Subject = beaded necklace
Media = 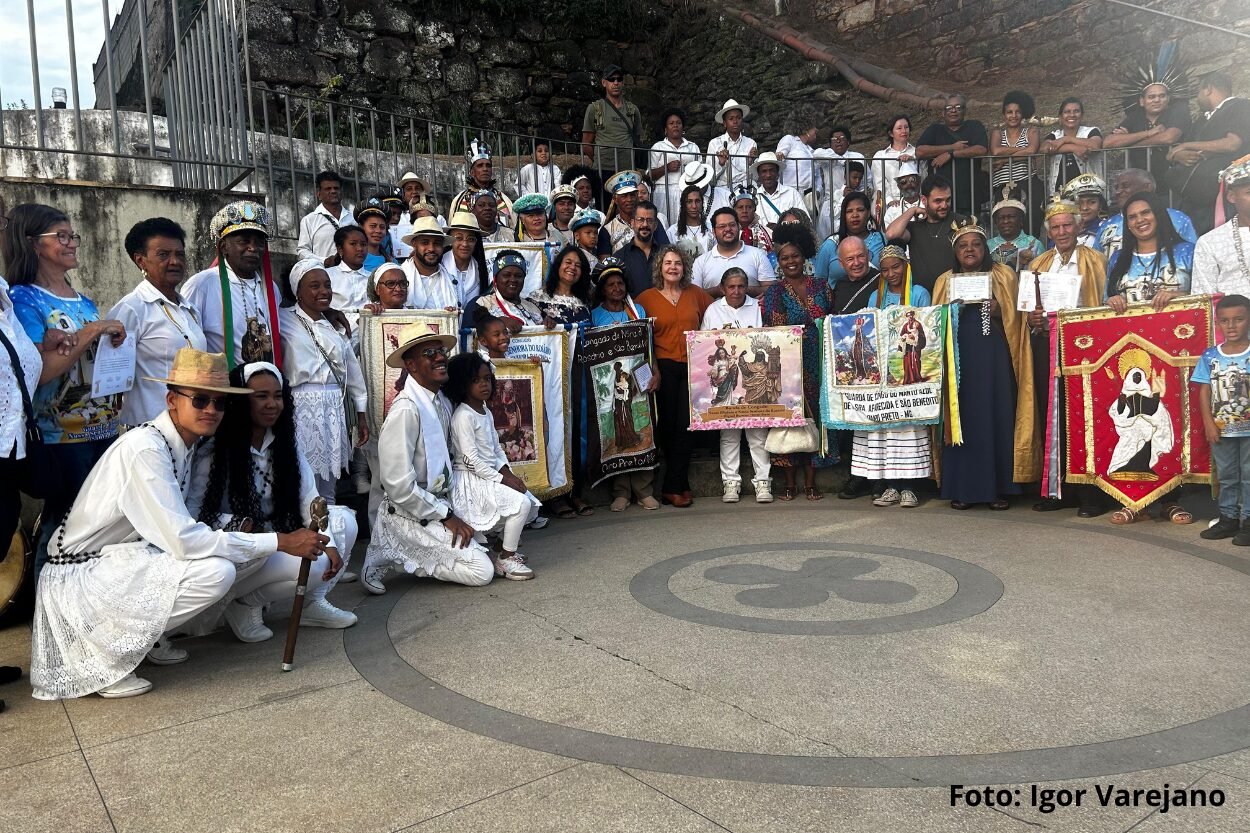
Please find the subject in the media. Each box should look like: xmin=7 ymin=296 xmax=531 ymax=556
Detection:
xmin=1232 ymin=215 xmax=1250 ymax=283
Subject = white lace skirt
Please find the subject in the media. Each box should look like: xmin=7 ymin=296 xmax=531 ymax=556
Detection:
xmin=31 ymin=544 xmax=186 ymax=700
xmin=293 ymin=383 xmax=352 ymax=481
xmin=850 ymin=427 xmax=933 ymax=481
xmin=364 ymin=499 xmax=489 ymax=579
xmin=450 ymin=469 xmax=540 ymax=533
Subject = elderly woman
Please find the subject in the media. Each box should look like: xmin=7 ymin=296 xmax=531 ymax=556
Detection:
xmin=109 ymin=217 xmax=208 ymax=427
xmin=530 ymin=244 xmax=592 ymax=327
xmin=813 ymin=192 xmax=886 ymax=283
xmin=762 ymin=223 xmax=838 ymax=500
xmin=990 ymin=90 xmax=1043 ymax=226
xmin=871 ymin=114 xmax=917 ymax=214
xmin=637 ymin=246 xmax=713 ymax=507
xmin=6 ymin=204 xmax=127 ymax=573
xmin=933 ymin=218 xmax=1034 ymax=510
xmin=279 ymin=260 xmax=368 ymax=501
xmin=514 ymin=193 xmax=561 ymax=244
xmin=473 ymin=250 xmax=544 ymax=331
xmin=1042 ymin=98 xmax=1104 ymax=194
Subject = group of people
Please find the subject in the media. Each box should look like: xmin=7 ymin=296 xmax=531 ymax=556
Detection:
xmin=3 ymin=61 xmax=1250 ymax=703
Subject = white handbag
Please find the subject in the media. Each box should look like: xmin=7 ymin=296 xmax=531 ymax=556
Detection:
xmin=765 ymin=418 xmax=820 ymax=454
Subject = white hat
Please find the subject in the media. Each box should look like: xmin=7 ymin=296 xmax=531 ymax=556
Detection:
xmin=401 ymin=216 xmax=449 ymax=246
xmin=681 ymin=161 xmax=714 ymax=190
xmin=895 ymin=160 xmax=921 ymax=179
xmin=751 ymin=152 xmax=782 ymax=175
xmin=715 ymin=98 xmax=750 ymax=124
xmin=397 ymin=171 xmax=432 ymax=193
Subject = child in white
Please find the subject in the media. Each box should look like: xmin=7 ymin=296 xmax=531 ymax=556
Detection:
xmin=446 ymin=352 xmax=540 ymax=579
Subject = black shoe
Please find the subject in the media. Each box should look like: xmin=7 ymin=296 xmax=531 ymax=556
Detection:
xmin=1233 ymin=520 xmax=1250 ymax=546
xmin=1203 ymin=515 xmax=1241 ymax=540
xmin=838 ymin=476 xmax=872 ymax=500
xmin=1033 ymin=497 xmax=1075 ymax=512
xmin=1077 ymin=504 xmax=1108 ymax=518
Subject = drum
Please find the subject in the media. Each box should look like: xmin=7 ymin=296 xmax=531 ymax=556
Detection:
xmin=0 ymin=528 xmax=32 ymax=624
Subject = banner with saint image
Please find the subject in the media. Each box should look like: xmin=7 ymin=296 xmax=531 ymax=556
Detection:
xmin=685 ymin=326 xmax=806 ymax=430
xmin=360 ymin=309 xmax=461 ymax=436
xmin=500 ymin=326 xmax=574 ymax=499
xmin=487 ymin=360 xmax=549 ymax=493
xmin=579 ymin=321 xmax=658 ymax=488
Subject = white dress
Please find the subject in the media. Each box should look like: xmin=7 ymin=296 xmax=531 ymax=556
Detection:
xmin=449 ymin=404 xmax=540 ymax=532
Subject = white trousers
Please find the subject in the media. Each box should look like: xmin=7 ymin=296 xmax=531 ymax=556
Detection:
xmin=307 ymin=509 xmax=359 ymax=603
xmin=414 ymin=546 xmax=494 ymax=586
xmin=164 ymin=557 xmax=237 ymax=631
xmin=720 ymin=427 xmax=771 ymax=483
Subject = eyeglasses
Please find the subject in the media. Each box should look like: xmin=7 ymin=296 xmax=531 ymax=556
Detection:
xmin=944 ymin=105 xmax=965 ymax=112
xmin=36 ymin=231 xmax=82 ymax=246
xmin=378 ymin=278 xmax=410 ymax=289
xmin=421 ymin=346 xmax=449 ymax=359
xmin=172 ymin=389 xmax=228 ymax=411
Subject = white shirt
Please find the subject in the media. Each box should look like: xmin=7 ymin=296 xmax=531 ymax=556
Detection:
xmin=279 ymin=306 xmax=369 ymax=412
xmin=402 ymin=259 xmax=461 ymax=310
xmin=649 ymin=137 xmax=703 ymax=193
xmin=108 ymin=280 xmax=209 ymax=426
xmin=1194 ymin=221 xmax=1250 ymax=297
xmin=776 ymin=134 xmax=816 ymax=191
xmin=753 ymin=183 xmax=805 ymax=226
xmin=182 ymin=263 xmax=277 ymax=362
xmin=870 ymin=144 xmax=917 ymax=208
xmin=706 ymin=133 xmax=759 ymax=191
xmin=701 ymin=295 xmax=763 ymax=329
xmin=0 ymin=277 xmax=41 ymax=458
xmin=296 ymin=204 xmax=357 ymax=261
xmin=441 ymin=250 xmax=484 ymax=309
xmin=53 ymin=410 xmax=279 ymax=562
xmin=330 ymin=260 xmax=371 ymax=349
xmin=378 ymin=382 xmax=454 ymax=522
xmin=692 ymin=244 xmax=776 ymax=289
xmin=667 ymin=224 xmax=714 ymax=255
xmin=517 ymin=162 xmax=563 ymax=197
xmin=813 ymin=148 xmax=873 ymax=204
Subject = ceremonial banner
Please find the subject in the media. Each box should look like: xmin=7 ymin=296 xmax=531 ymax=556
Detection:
xmin=360 ymin=309 xmax=461 ymax=436
xmin=502 ymin=326 xmax=574 ymax=499
xmin=819 ymin=305 xmax=947 ymax=430
xmin=484 ymin=241 xmax=553 ymax=298
xmin=488 ymin=360 xmax=549 ymax=493
xmin=579 ymin=321 xmax=658 ymax=488
xmin=685 ymin=326 xmax=805 ymax=430
xmin=1057 ymin=297 xmax=1212 ymax=511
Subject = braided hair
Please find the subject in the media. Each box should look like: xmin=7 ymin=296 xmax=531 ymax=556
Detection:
xmin=196 ymin=365 xmax=304 ymax=534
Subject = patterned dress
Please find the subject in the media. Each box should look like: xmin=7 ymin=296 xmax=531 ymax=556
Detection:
xmin=761 ymin=275 xmax=839 ymax=467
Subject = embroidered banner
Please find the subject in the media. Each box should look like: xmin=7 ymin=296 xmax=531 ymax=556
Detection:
xmin=685 ymin=325 xmax=806 ymax=430
xmin=484 ymin=241 xmax=554 ymax=298
xmin=578 ymin=321 xmax=658 ymax=488
xmin=488 ymin=360 xmax=549 ymax=493
xmin=819 ymin=305 xmax=948 ymax=431
xmin=502 ymin=327 xmax=574 ymax=499
xmin=1057 ymin=297 xmax=1212 ymax=511
xmin=360 ymin=309 xmax=461 ymax=436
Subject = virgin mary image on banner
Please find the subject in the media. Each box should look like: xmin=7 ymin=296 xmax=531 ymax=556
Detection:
xmin=1107 ymin=348 xmax=1174 ymax=481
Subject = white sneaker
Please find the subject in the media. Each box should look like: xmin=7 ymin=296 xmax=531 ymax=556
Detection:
xmin=97 ymin=672 xmax=153 ymax=699
xmin=722 ymin=481 xmax=741 ymax=503
xmin=526 ymin=515 xmax=550 ymax=529
xmin=873 ymin=488 xmax=902 ymax=507
xmin=753 ymin=479 xmax=774 ymax=503
xmin=337 ymin=570 xmax=358 ymax=584
xmin=639 ymin=496 xmax=660 ymax=510
xmin=494 ymin=555 xmax=535 ymax=581
xmin=900 ymin=489 xmax=920 ymax=508
xmin=145 ymin=636 xmax=189 ymax=666
xmin=300 ymin=598 xmax=358 ymax=629
xmin=362 ymin=566 xmax=387 ymax=595
xmin=225 ymin=599 xmax=273 ymax=643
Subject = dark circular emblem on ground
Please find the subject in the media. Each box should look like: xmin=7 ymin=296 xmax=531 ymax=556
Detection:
xmin=629 ymin=542 xmax=1003 ymax=635
xmin=343 ymin=513 xmax=1250 ymax=788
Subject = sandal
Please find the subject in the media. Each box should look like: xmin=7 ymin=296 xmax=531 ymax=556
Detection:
xmin=778 ymin=486 xmax=797 ymax=502
xmin=572 ymin=499 xmax=595 ymax=516
xmin=1162 ymin=504 xmax=1193 ymax=525
xmin=805 ymin=487 xmax=823 ymax=501
xmin=1109 ymin=506 xmax=1142 ymax=525
xmin=552 ymin=502 xmax=577 ymax=520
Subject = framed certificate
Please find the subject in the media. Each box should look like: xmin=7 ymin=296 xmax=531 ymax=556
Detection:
xmin=948 ymin=272 xmax=991 ymax=303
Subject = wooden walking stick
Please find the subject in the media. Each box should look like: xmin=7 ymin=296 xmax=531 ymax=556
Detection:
xmin=282 ymin=496 xmax=329 ymax=672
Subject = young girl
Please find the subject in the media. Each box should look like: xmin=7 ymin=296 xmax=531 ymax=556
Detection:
xmin=445 ymin=352 xmax=540 ymax=580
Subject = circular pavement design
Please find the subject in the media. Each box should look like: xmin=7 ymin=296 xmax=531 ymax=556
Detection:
xmin=344 ymin=507 xmax=1250 ymax=787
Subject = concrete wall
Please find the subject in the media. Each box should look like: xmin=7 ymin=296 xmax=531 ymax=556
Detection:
xmin=0 ymin=179 xmax=260 ymax=311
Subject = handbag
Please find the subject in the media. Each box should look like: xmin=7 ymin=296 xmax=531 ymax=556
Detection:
xmin=765 ymin=418 xmax=820 ymax=454
xmin=0 ymin=328 xmax=55 ymax=499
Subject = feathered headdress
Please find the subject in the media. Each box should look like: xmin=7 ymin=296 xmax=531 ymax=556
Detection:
xmin=1117 ymin=41 xmax=1195 ymax=114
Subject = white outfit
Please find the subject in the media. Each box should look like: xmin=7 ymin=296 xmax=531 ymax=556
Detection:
xmin=649 ymin=137 xmax=703 ymax=218
xmin=393 ymin=213 xmax=449 ymax=261
xmin=516 ymin=162 xmax=562 ymax=197
xmin=296 ymin=204 xmax=357 ymax=261
xmin=402 ymin=260 xmax=460 ymax=310
xmin=776 ymin=134 xmax=817 ymax=193
xmin=754 ymin=184 xmax=805 ymax=227
xmin=706 ymin=133 xmax=759 ymax=204
xmin=183 ymin=264 xmax=277 ymax=363
xmin=441 ymin=250 xmax=485 ymax=309
xmin=330 ymin=261 xmax=371 ymax=342
xmin=667 ymin=223 xmax=714 ymax=256
xmin=109 ymin=281 xmax=208 ymax=426
xmin=700 ymin=297 xmax=769 ymax=485
xmin=870 ymin=144 xmax=917 ymax=209
xmin=1045 ymin=127 xmax=1105 ymax=191
xmin=851 ymin=429 xmax=933 ymax=480
xmin=279 ymin=307 xmax=368 ymax=489
xmin=692 ymin=243 xmax=776 ymax=290
xmin=1193 ymin=221 xmax=1250 ymax=297
xmin=0 ymin=277 xmax=44 ymax=457
xmin=813 ymin=149 xmax=872 ymax=240
xmin=363 ymin=377 xmax=494 ymax=587
xmin=30 ymin=412 xmax=281 ymax=699
xmin=184 ymin=431 xmax=359 ymax=632
xmin=449 ymin=404 xmax=540 ymax=551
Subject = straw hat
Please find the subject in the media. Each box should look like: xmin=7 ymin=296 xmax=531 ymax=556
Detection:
xmin=144 ymin=348 xmax=251 ymax=394
xmin=401 ymin=216 xmax=448 ymax=247
xmin=385 ymin=322 xmax=457 ymax=369
xmin=397 ymin=171 xmax=433 ymax=193
xmin=751 ymin=152 xmax=782 ymax=174
xmin=447 ymin=212 xmax=482 ymax=234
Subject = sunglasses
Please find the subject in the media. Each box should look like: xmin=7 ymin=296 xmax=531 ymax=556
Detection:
xmin=421 ymin=346 xmax=449 ymax=359
xmin=172 ymin=389 xmax=228 ymax=411
xmin=605 ymin=76 xmax=623 ymax=83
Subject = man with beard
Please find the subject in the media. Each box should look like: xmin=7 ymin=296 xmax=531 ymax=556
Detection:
xmin=401 ymin=218 xmax=460 ymax=311
xmin=692 ymin=208 xmax=775 ymax=297
xmin=614 ymin=201 xmax=662 ymax=297
xmin=1167 ymin=72 xmax=1250 ymax=234
xmin=880 ymin=161 xmax=922 ymax=228
xmin=884 ymin=174 xmax=966 ymax=291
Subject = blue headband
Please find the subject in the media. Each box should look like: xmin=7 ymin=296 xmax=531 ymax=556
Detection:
xmin=494 ymin=253 xmax=528 ymax=273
